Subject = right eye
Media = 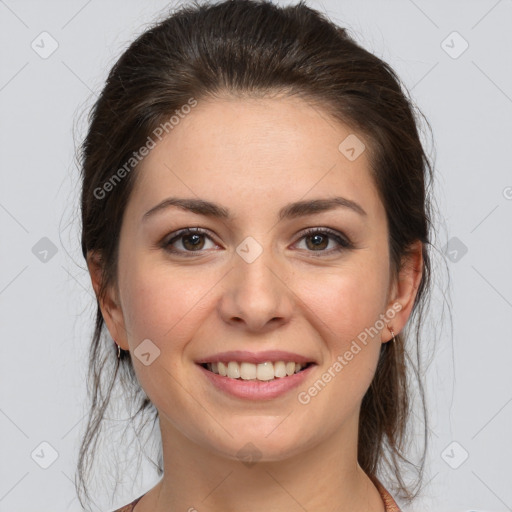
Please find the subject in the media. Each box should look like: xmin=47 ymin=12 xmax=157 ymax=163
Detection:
xmin=162 ymin=227 xmax=220 ymax=256
xmin=162 ymin=226 xmax=355 ymax=259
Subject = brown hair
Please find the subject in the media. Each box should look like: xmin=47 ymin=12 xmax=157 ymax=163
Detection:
xmin=76 ymin=0 xmax=436 ymax=508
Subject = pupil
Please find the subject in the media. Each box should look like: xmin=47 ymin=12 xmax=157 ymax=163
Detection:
xmin=307 ymin=234 xmax=327 ymax=250
xmin=184 ymin=234 xmax=204 ymax=250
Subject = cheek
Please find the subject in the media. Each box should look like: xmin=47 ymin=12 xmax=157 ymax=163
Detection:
xmin=298 ymin=264 xmax=388 ymax=347
xmin=294 ymin=258 xmax=389 ymax=400
xmin=118 ymin=263 xmax=210 ymax=417
xmin=293 ymin=272 xmax=386 ymax=418
xmin=120 ymin=261 xmax=217 ymax=348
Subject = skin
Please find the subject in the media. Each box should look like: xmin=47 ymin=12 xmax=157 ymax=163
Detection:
xmin=88 ymin=94 xmax=423 ymax=512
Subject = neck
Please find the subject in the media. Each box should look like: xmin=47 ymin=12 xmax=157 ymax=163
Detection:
xmin=138 ymin=415 xmax=386 ymax=512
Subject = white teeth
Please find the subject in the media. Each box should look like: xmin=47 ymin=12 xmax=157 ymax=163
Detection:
xmin=274 ymin=361 xmax=287 ymax=378
xmin=218 ymin=361 xmax=227 ymax=376
xmin=256 ymin=362 xmax=275 ymax=381
xmin=204 ymin=360 xmax=309 ymax=381
xmin=240 ymin=362 xmax=257 ymax=380
xmin=227 ymin=361 xmax=240 ymax=379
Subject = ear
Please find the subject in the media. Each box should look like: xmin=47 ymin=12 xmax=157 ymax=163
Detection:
xmin=383 ymin=240 xmax=423 ymax=343
xmin=86 ymin=250 xmax=129 ymax=350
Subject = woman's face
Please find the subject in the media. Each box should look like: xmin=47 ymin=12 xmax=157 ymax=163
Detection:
xmin=95 ymin=95 xmax=420 ymax=462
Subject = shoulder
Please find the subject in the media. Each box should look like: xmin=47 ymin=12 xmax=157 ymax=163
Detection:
xmin=378 ymin=485 xmax=402 ymax=512
xmin=370 ymin=475 xmax=402 ymax=512
xmin=111 ymin=494 xmax=144 ymax=512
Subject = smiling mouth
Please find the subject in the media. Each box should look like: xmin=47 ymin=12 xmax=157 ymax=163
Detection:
xmin=200 ymin=361 xmax=314 ymax=381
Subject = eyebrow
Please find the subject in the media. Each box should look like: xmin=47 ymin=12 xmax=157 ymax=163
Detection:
xmin=142 ymin=196 xmax=367 ymax=223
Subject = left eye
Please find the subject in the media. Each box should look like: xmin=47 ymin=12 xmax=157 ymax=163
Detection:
xmin=294 ymin=228 xmax=352 ymax=253
xmin=162 ymin=227 xmax=352 ymax=256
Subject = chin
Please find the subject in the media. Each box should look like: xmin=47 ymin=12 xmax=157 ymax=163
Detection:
xmin=201 ymin=425 xmax=315 ymax=464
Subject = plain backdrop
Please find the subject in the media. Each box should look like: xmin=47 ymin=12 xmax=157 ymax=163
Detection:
xmin=1 ymin=0 xmax=511 ymax=511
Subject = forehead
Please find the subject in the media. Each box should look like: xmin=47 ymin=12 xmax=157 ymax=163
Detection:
xmin=126 ymin=95 xmax=383 ymax=223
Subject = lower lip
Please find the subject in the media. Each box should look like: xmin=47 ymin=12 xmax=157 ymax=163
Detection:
xmin=197 ymin=364 xmax=315 ymax=400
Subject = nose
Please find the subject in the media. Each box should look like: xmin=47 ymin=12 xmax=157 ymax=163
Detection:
xmin=218 ymin=243 xmax=294 ymax=333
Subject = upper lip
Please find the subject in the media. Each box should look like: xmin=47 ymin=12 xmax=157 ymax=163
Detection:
xmin=195 ymin=350 xmax=315 ymax=365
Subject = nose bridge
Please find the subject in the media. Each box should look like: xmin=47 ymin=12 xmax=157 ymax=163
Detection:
xmin=220 ymin=235 xmax=292 ymax=330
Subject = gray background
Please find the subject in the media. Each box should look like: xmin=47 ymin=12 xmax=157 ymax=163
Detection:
xmin=1 ymin=0 xmax=511 ymax=511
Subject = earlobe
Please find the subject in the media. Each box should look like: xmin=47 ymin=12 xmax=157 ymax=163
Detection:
xmin=384 ymin=240 xmax=423 ymax=342
xmin=86 ymin=250 xmax=129 ymax=350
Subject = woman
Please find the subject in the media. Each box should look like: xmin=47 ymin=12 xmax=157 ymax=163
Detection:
xmin=77 ymin=1 xmax=435 ymax=510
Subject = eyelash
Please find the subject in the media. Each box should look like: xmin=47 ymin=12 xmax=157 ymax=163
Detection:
xmin=162 ymin=227 xmax=354 ymax=258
